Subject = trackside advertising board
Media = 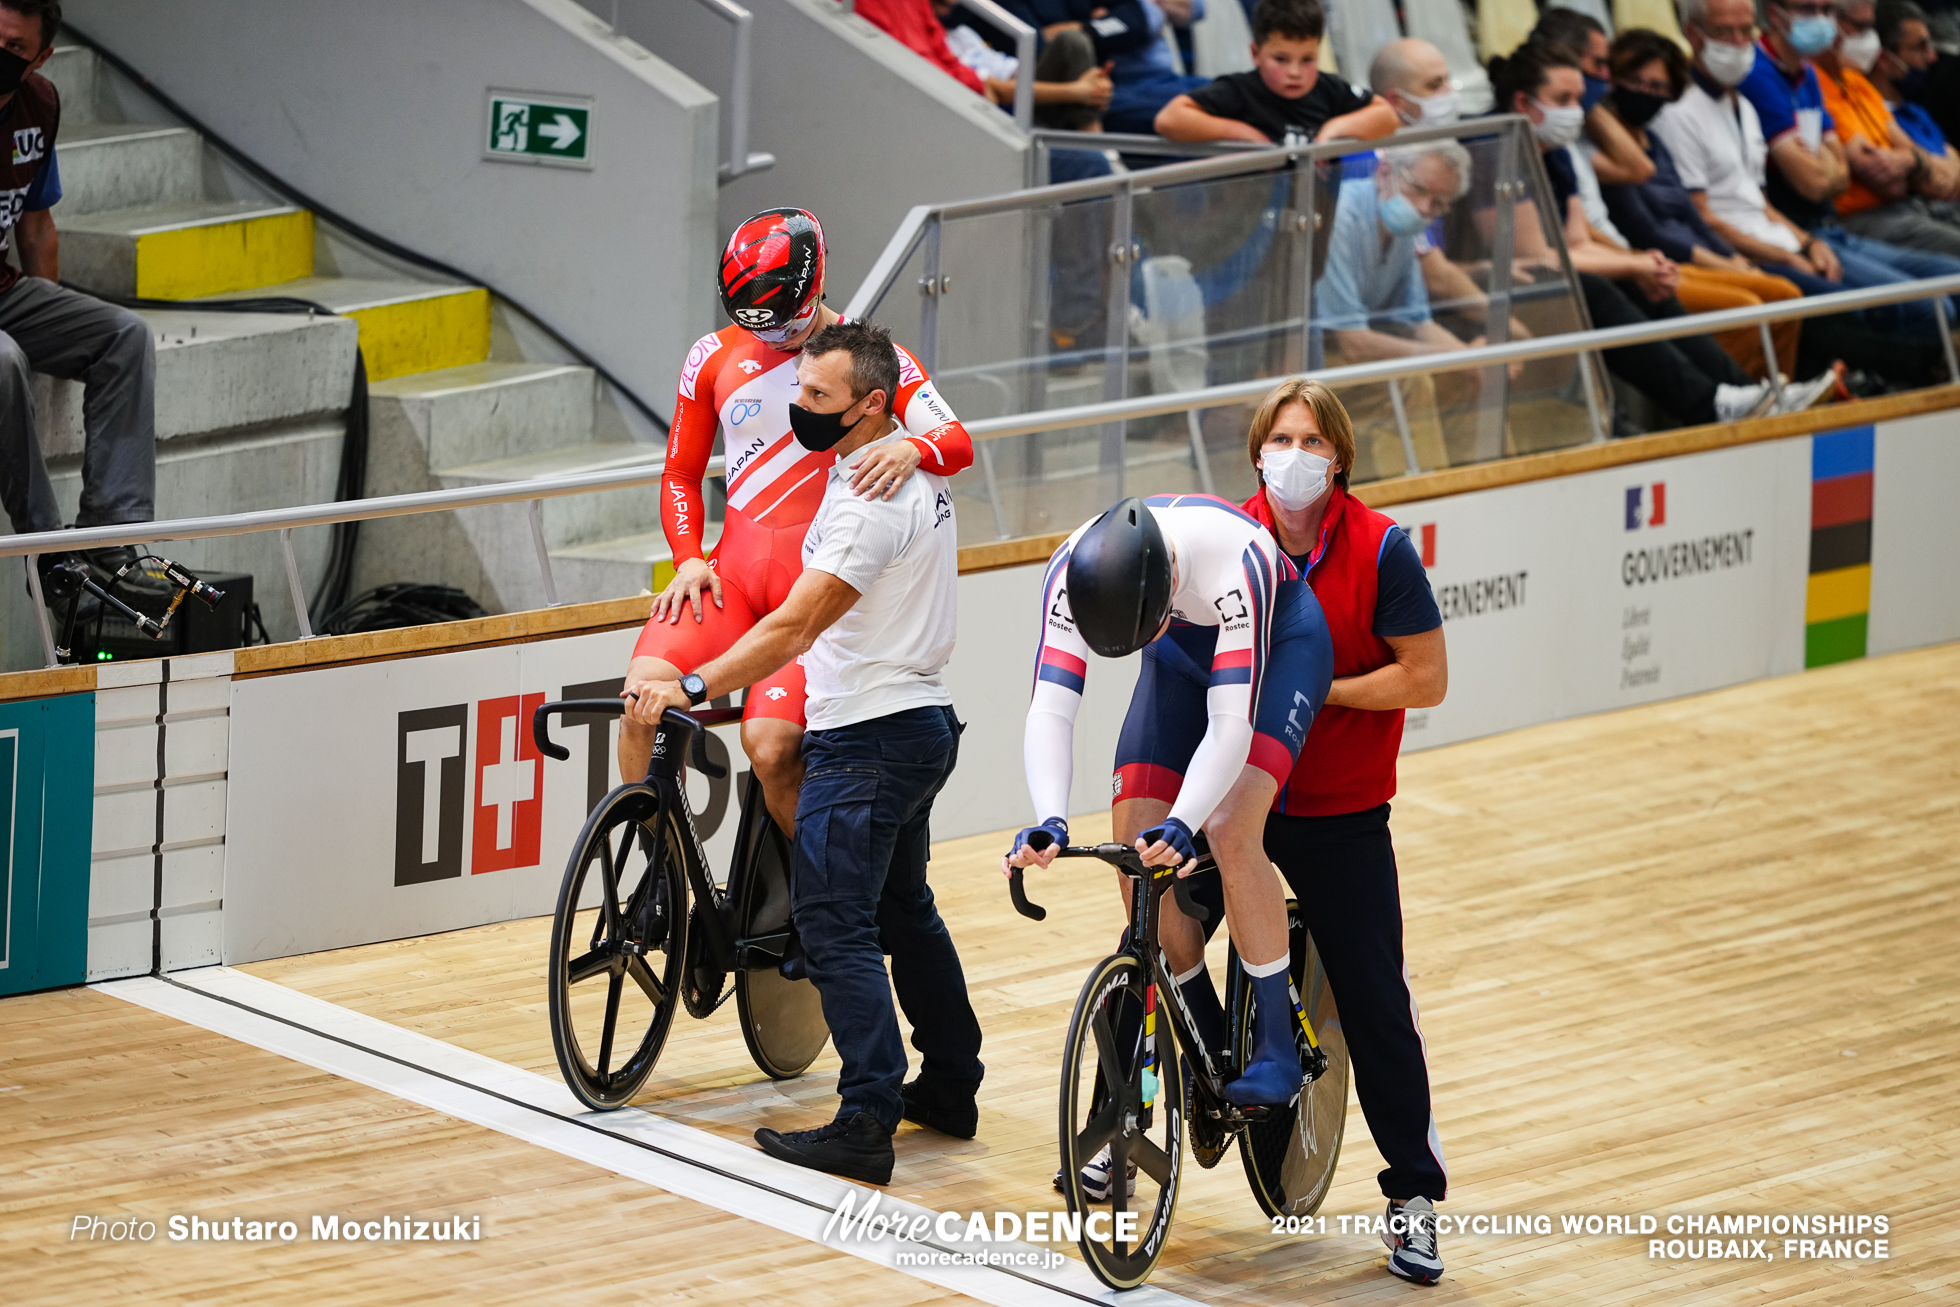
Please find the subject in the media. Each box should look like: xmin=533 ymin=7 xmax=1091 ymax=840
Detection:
xmin=224 ymin=630 xmax=746 ymax=964
xmin=0 ymin=693 xmax=93 ymax=996
xmin=208 ymin=416 xmax=1957 ymax=966
xmin=1383 ymin=437 xmax=1812 ymax=751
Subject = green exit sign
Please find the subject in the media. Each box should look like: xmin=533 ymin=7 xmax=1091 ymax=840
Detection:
xmin=484 ymin=92 xmax=593 ymax=169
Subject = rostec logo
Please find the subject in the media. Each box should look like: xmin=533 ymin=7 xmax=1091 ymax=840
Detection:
xmin=473 ymin=694 xmax=546 ymax=875
xmin=1625 ymin=481 xmax=1667 ymax=531
xmin=395 ymin=706 xmax=468 ymax=886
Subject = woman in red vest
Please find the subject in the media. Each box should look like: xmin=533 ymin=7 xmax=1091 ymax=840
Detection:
xmin=1238 ymin=378 xmax=1452 ymax=1285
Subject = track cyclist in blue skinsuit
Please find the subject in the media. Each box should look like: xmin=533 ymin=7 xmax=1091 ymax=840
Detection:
xmin=1005 ymin=495 xmax=1334 ymax=1190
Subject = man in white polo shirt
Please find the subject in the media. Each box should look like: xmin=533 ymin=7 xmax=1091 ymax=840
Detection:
xmin=626 ymin=320 xmax=981 ymax=1185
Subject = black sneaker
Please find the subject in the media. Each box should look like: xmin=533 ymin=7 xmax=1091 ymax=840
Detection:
xmin=755 ymin=1111 xmax=893 ymax=1185
xmin=899 ymin=1074 xmax=979 ymax=1140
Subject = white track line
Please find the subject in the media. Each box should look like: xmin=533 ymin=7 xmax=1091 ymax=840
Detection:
xmin=98 ymin=967 xmax=1199 ymax=1307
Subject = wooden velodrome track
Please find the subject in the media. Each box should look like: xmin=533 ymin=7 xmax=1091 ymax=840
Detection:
xmin=5 ymin=642 xmax=1956 ymax=1305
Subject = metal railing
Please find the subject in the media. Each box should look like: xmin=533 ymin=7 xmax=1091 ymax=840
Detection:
xmin=9 ymin=275 xmax=1958 ymax=669
xmin=602 ymin=0 xmax=775 ymax=181
xmin=1025 ymin=129 xmax=1272 ymax=188
xmin=960 ymin=0 xmax=1036 ymax=131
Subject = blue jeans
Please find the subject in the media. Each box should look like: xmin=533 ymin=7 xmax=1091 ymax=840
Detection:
xmin=792 ymin=704 xmax=982 ymax=1131
xmin=1811 ymin=227 xmax=1960 ymax=336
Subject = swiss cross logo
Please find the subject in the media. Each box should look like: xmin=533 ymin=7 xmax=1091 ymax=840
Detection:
xmin=1625 ymin=482 xmax=1667 ymax=531
xmin=472 ymin=693 xmax=545 ymax=874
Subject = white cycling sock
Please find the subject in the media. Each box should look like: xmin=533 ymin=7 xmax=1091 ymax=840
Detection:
xmin=1240 ymin=953 xmax=1289 ymax=979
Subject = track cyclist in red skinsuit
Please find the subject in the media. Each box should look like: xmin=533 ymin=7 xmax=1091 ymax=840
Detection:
xmin=620 ymin=208 xmax=975 ymax=834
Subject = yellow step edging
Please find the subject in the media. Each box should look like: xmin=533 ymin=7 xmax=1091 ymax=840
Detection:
xmin=347 ymin=287 xmax=492 ymax=382
xmin=134 ymin=209 xmax=315 ymax=299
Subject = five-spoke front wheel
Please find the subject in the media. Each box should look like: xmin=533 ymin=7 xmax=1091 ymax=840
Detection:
xmin=1057 ymin=953 xmax=1184 ymax=1291
xmin=547 ymin=784 xmax=687 ymax=1110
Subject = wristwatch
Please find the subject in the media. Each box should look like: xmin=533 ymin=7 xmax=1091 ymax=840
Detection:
xmin=680 ymin=673 xmax=710 ymax=706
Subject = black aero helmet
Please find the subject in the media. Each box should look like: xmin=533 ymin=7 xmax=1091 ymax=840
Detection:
xmin=718 ymin=207 xmax=826 ymax=334
xmin=1066 ymin=498 xmax=1173 ymax=657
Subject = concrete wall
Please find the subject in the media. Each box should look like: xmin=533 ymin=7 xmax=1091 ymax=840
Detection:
xmin=65 ymin=0 xmax=721 ymax=414
xmin=584 ymin=0 xmax=1028 ymax=303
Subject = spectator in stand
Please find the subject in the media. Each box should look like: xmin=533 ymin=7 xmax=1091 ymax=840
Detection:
xmin=1493 ymin=38 xmax=1791 ymax=426
xmin=1155 ymin=0 xmax=1399 ymax=144
xmin=1530 ymin=7 xmax=1660 ymax=189
xmin=1657 ymin=0 xmax=1953 ymax=382
xmin=1368 ymin=37 xmax=1542 ymax=432
xmin=1314 ymin=142 xmax=1489 ymax=478
xmin=932 ymin=1 xmax=1116 ymax=122
xmin=0 ymin=0 xmax=159 ymax=612
xmin=1738 ymin=0 xmax=1960 ymax=290
xmin=1814 ymin=0 xmax=1960 ymax=255
xmin=1870 ymin=1 xmax=1960 ymax=208
xmin=1865 ymin=1 xmax=1960 ymax=212
xmin=1369 ymin=37 xmax=1463 ymax=128
xmin=856 ymin=0 xmax=992 ymax=98
xmin=1596 ymin=28 xmax=1816 ymax=384
xmin=966 ymin=0 xmax=1213 ymax=135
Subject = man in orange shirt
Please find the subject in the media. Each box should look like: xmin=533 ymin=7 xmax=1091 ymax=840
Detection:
xmin=1815 ymin=0 xmax=1960 ymax=255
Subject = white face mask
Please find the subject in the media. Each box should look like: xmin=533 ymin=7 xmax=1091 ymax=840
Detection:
xmin=1261 ymin=447 xmax=1332 ymax=511
xmin=1399 ymin=88 xmax=1460 ymax=126
xmin=1530 ymin=98 xmax=1587 ymax=148
xmin=1698 ymin=36 xmax=1757 ymax=87
xmin=1840 ymin=28 xmax=1882 ymax=72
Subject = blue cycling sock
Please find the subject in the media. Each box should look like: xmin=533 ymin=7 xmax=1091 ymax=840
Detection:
xmin=1224 ymin=968 xmax=1303 ymax=1106
xmin=1175 ymin=964 xmax=1230 ymax=1065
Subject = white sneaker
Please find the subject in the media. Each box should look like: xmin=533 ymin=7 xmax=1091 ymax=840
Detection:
xmin=1384 ymin=1196 xmax=1444 ymax=1284
xmin=1771 ymin=365 xmax=1845 ymax=415
xmin=1052 ymin=1145 xmax=1137 ymax=1201
xmin=1714 ymin=381 xmax=1776 ymax=424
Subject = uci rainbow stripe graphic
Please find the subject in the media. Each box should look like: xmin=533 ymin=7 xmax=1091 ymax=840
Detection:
xmin=1805 ymin=427 xmax=1873 ymax=668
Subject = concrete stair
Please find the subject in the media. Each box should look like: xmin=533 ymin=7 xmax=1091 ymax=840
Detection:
xmin=6 ymin=43 xmax=652 ymax=671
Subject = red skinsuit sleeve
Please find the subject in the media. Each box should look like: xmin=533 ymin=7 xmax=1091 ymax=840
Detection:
xmin=894 ymin=346 xmax=976 ymax=477
xmin=663 ymin=333 xmax=726 ymax=563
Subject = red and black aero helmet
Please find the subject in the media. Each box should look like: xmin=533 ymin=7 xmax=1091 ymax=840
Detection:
xmin=718 ymin=207 xmax=826 ymax=334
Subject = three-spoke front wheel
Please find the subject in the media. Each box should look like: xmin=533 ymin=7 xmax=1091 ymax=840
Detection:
xmin=1058 ymin=954 xmax=1184 ymax=1291
xmin=547 ymin=784 xmax=687 ymax=1110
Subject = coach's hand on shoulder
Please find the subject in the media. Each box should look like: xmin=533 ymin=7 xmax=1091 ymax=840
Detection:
xmin=1002 ymin=818 xmax=1069 ymax=877
xmin=651 ymin=556 xmax=723 ymax=625
xmin=845 ymin=438 xmax=923 ymax=501
xmin=620 ymin=681 xmax=688 ymax=726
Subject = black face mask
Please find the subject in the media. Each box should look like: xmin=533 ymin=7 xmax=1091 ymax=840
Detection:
xmin=788 ymin=398 xmax=866 ymax=452
xmin=0 ymin=46 xmax=32 ymax=97
xmin=1612 ymin=86 xmax=1670 ymax=129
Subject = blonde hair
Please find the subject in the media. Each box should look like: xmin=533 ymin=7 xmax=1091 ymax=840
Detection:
xmin=1245 ymin=378 xmax=1356 ymax=488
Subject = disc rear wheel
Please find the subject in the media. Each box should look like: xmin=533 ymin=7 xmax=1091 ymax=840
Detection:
xmin=733 ymin=776 xmax=829 ymax=1079
xmin=1234 ymin=901 xmax=1348 ymax=1217
xmin=1058 ymin=954 xmax=1183 ymax=1291
xmin=547 ymin=785 xmax=687 ymax=1110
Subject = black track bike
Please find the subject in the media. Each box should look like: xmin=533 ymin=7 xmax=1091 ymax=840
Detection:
xmin=1009 ymin=843 xmax=1350 ymax=1290
xmin=533 ymin=700 xmax=829 ymax=1111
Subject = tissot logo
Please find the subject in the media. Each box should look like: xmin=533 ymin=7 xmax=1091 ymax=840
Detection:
xmin=393 ymin=682 xmax=737 ymax=887
xmin=395 ymin=706 xmax=468 ymax=886
xmin=473 ymin=694 xmax=545 ymax=874
xmin=1625 ymin=482 xmax=1667 ymax=530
